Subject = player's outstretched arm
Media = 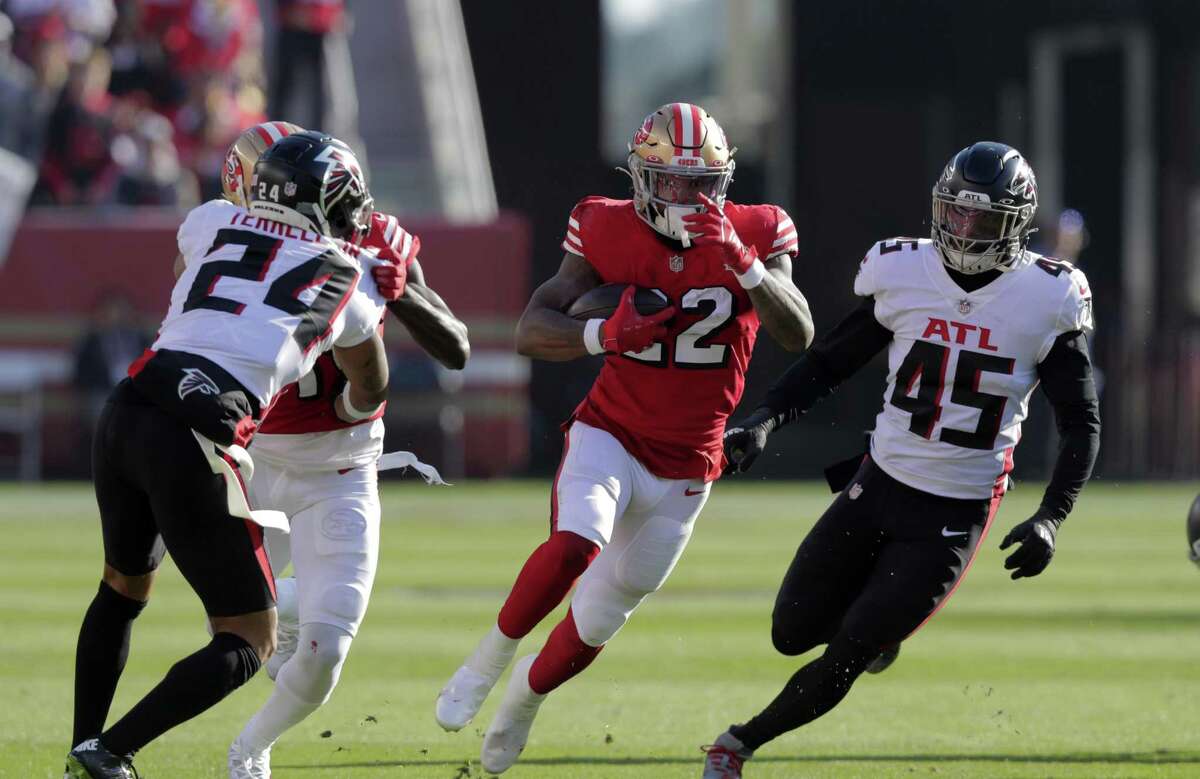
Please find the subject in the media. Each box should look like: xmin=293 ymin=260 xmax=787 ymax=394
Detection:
xmin=1000 ymin=330 xmax=1100 ymax=579
xmin=747 ymin=254 xmax=815 ymax=353
xmin=333 ymin=331 xmax=390 ymax=423
xmin=386 ymin=260 xmax=471 ymax=370
xmin=514 ymin=252 xmax=604 ymax=361
xmin=724 ymin=297 xmax=892 ymax=474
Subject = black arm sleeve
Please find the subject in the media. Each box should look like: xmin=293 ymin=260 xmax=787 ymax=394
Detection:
xmin=758 ymin=296 xmax=893 ymax=428
xmin=1035 ymin=330 xmax=1101 ymax=522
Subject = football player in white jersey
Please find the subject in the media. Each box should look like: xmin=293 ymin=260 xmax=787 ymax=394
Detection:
xmin=218 ymin=124 xmax=468 ymax=778
xmin=67 ymin=131 xmax=389 ymax=779
xmin=701 ymin=142 xmax=1100 ymax=778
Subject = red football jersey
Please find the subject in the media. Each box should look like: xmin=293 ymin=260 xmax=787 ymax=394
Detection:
xmin=564 ymin=197 xmax=798 ymax=482
xmin=257 ymin=212 xmax=418 ymax=436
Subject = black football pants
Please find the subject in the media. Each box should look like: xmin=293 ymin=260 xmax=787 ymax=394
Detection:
xmin=772 ymin=455 xmax=1000 ymax=656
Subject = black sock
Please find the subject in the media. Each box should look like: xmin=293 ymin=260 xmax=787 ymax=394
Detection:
xmin=730 ymin=634 xmax=878 ymax=752
xmin=72 ymin=581 xmax=147 ymax=746
xmin=100 ymin=632 xmax=261 ymax=756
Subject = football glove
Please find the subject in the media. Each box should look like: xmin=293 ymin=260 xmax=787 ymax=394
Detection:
xmin=682 ymin=193 xmax=758 ymax=274
xmin=722 ymin=409 xmax=777 ymax=475
xmin=999 ymin=512 xmax=1062 ymax=580
xmin=601 ymin=286 xmax=675 ymax=354
xmin=370 ymin=245 xmax=408 ymax=301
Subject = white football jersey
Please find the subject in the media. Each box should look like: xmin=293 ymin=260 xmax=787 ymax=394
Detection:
xmin=153 ymin=199 xmax=386 ymax=408
xmin=855 ymin=238 xmax=1093 ymax=499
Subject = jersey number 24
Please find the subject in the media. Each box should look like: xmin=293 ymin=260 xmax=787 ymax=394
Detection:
xmin=184 ymin=229 xmax=358 ymax=353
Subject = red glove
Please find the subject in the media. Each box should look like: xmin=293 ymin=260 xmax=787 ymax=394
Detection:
xmin=371 ymin=245 xmax=408 ymax=301
xmin=601 ymin=286 xmax=675 ymax=354
xmin=681 ymin=193 xmax=758 ymax=274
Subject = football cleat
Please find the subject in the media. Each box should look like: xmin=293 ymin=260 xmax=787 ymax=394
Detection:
xmin=228 ymin=735 xmax=271 ymax=779
xmin=626 ymin=103 xmax=735 ymax=244
xmin=435 ymin=624 xmax=519 ymax=731
xmin=266 ymin=577 xmax=299 ymax=681
xmin=480 ymin=655 xmax=546 ymax=774
xmin=436 ymin=664 xmax=495 ymax=732
xmin=64 ymin=739 xmax=138 ymax=779
xmin=701 ymin=731 xmax=752 ymax=779
xmin=866 ymin=643 xmax=901 ymax=674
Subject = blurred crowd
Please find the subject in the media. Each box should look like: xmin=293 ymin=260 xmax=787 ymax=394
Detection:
xmin=0 ymin=0 xmax=352 ymax=208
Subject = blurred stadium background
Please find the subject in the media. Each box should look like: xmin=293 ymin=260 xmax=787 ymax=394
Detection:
xmin=3 ymin=2 xmax=1200 ymax=778
xmin=0 ymin=0 xmax=1196 ymax=485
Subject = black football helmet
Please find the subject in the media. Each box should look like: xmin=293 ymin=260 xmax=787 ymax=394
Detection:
xmin=1188 ymin=494 xmax=1200 ymax=566
xmin=931 ymin=141 xmax=1038 ymax=274
xmin=249 ymin=130 xmax=372 ymax=241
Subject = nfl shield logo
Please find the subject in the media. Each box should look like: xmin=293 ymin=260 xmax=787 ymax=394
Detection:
xmin=848 ymin=483 xmax=863 ymax=500
xmin=668 ymin=255 xmax=684 ymax=273
xmin=958 ymin=299 xmax=972 ymax=315
xmin=284 ymin=181 xmax=297 ymax=197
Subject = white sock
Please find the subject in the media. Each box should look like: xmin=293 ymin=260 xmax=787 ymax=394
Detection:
xmin=239 ymin=623 xmax=352 ymax=752
xmin=465 ymin=623 xmax=520 ymax=681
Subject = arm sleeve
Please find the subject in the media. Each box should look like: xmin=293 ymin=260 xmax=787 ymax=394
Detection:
xmin=1035 ymin=330 xmax=1101 ymax=522
xmin=759 ymin=296 xmax=893 ymax=427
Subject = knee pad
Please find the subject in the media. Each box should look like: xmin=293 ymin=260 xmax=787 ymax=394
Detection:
xmin=318 ymin=582 xmax=369 ymax=629
xmin=615 ymin=515 xmax=692 ymax=594
xmin=570 ymin=574 xmax=639 ymax=647
xmin=282 ymin=623 xmax=354 ymax=704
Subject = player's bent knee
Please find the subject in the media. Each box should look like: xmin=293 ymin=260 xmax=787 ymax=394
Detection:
xmin=571 ymin=578 xmax=640 ymax=647
xmin=102 ymin=564 xmax=155 ymax=602
xmin=770 ymin=607 xmax=826 ymax=657
xmin=211 ymin=609 xmax=276 ymax=663
xmin=320 ymin=582 xmax=369 ymax=627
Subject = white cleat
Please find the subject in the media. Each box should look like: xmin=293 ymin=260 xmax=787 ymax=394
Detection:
xmin=701 ymin=731 xmax=752 ymax=779
xmin=480 ymin=655 xmax=546 ymax=774
xmin=266 ymin=577 xmax=298 ymax=681
xmin=436 ymin=624 xmax=519 ymax=731
xmin=228 ymin=736 xmax=271 ymax=779
xmin=436 ymin=664 xmax=496 ymax=732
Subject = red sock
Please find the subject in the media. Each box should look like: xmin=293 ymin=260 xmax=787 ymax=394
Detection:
xmin=528 ymin=608 xmax=603 ymax=694
xmin=497 ymin=531 xmax=599 ymax=639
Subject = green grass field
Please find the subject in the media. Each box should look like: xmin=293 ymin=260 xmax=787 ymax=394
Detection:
xmin=2 ymin=480 xmax=1198 ymax=778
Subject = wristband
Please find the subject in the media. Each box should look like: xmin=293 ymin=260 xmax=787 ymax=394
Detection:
xmin=735 ymin=258 xmax=768 ymax=289
xmin=583 ymin=318 xmax=606 ymax=355
xmin=340 ymin=383 xmax=383 ymax=421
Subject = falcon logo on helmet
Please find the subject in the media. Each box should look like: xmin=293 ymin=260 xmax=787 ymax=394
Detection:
xmin=931 ymin=141 xmax=1038 ymax=274
xmin=249 ymin=131 xmax=374 ymax=241
xmin=221 ymin=121 xmax=305 ymax=207
xmin=625 ymin=102 xmax=736 ymax=243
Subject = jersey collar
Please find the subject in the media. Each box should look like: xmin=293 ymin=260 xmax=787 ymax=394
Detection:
xmin=922 ymin=246 xmax=1027 ymax=316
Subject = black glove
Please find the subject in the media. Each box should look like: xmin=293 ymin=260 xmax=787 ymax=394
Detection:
xmin=998 ymin=512 xmax=1062 ymax=580
xmin=723 ymin=409 xmax=776 ymax=475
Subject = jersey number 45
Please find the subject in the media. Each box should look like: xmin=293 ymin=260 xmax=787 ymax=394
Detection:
xmin=890 ymin=341 xmax=1016 ymax=450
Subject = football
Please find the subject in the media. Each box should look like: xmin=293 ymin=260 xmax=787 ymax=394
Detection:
xmin=566 ymin=283 xmax=670 ymax=320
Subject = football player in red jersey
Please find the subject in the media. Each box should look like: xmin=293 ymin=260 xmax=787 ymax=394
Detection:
xmin=435 ymin=103 xmax=815 ymax=774
xmin=217 ymin=122 xmax=469 ymax=779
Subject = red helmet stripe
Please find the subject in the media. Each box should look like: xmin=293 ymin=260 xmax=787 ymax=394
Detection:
xmin=253 ymin=124 xmax=274 ymax=145
xmin=672 ymin=103 xmax=685 ymax=147
xmin=689 ymin=105 xmax=702 ymax=155
xmin=270 ymin=122 xmax=295 ymax=139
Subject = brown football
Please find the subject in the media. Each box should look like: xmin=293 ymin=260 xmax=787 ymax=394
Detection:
xmin=566 ymin=283 xmax=670 ymax=320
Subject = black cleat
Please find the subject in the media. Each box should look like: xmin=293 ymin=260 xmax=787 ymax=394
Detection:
xmin=866 ymin=643 xmax=901 ymax=674
xmin=64 ymin=739 xmax=138 ymax=779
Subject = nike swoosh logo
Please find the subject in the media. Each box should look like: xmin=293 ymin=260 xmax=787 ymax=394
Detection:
xmin=941 ymin=527 xmax=969 ymax=537
xmin=684 ymin=487 xmax=705 ymax=496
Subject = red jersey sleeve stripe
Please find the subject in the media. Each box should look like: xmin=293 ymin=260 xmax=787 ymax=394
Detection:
xmin=562 ymin=239 xmax=584 ymax=256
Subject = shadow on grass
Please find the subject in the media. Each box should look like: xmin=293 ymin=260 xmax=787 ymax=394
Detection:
xmin=275 ymin=750 xmax=1200 ymax=770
